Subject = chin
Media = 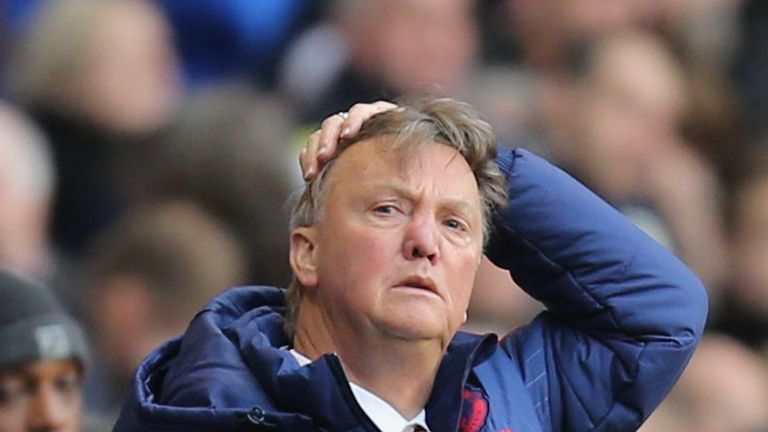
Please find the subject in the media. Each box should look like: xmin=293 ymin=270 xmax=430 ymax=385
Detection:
xmin=377 ymin=312 xmax=448 ymax=342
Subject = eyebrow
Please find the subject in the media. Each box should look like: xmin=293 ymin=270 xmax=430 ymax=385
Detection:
xmin=363 ymin=182 xmax=479 ymax=218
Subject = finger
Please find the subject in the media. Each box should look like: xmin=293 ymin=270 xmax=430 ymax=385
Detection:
xmin=317 ymin=114 xmax=346 ymax=162
xmin=372 ymin=100 xmax=398 ymax=111
xmin=301 ymin=131 xmax=321 ymax=179
xmin=342 ymin=101 xmax=397 ymax=138
xmin=304 ymin=101 xmax=398 ymax=180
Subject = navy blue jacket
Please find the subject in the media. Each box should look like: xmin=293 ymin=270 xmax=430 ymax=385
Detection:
xmin=113 ymin=149 xmax=707 ymax=432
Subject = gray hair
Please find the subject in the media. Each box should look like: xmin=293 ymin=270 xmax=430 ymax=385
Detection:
xmin=285 ymin=97 xmax=507 ymax=336
xmin=0 ymin=102 xmax=55 ymax=198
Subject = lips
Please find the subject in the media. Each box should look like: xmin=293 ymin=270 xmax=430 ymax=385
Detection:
xmin=395 ymin=276 xmax=439 ymax=296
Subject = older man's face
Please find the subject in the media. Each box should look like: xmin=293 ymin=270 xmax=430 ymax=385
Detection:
xmin=308 ymin=138 xmax=484 ymax=346
xmin=0 ymin=360 xmax=82 ymax=432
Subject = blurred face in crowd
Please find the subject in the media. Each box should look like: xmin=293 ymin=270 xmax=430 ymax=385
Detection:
xmin=574 ymin=32 xmax=685 ymax=199
xmin=294 ymin=138 xmax=484 ymax=347
xmin=0 ymin=360 xmax=82 ymax=432
xmin=72 ymin=0 xmax=180 ymax=134
xmin=346 ymin=0 xmax=477 ymax=94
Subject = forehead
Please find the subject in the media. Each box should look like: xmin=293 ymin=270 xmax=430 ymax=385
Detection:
xmin=330 ymin=137 xmax=478 ymax=191
xmin=0 ymin=359 xmax=81 ymax=380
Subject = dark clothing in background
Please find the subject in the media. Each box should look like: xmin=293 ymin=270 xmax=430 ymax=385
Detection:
xmin=27 ymin=106 xmax=128 ymax=256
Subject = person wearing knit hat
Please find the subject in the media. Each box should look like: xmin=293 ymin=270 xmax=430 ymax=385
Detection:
xmin=0 ymin=269 xmax=89 ymax=432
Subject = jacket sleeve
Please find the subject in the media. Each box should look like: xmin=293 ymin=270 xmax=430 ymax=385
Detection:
xmin=486 ymin=148 xmax=708 ymax=432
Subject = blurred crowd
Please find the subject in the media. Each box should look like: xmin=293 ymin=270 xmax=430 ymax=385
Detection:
xmin=1 ymin=0 xmax=767 ymax=430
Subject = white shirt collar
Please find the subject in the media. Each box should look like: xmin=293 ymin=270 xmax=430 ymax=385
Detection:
xmin=289 ymin=349 xmax=431 ymax=432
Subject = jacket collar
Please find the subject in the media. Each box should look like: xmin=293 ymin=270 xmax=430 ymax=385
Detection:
xmin=426 ymin=331 xmax=498 ymax=431
xmin=133 ymin=286 xmax=497 ymax=431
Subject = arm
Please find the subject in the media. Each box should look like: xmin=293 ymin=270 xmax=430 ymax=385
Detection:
xmin=487 ymin=147 xmax=708 ymax=431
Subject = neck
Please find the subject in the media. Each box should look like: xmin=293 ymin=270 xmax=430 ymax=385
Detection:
xmin=293 ymin=302 xmax=444 ymax=419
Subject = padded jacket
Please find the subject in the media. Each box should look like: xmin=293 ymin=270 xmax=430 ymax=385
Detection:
xmin=113 ymin=148 xmax=708 ymax=432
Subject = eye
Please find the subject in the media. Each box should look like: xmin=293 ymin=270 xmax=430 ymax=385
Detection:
xmin=0 ymin=376 xmax=28 ymax=407
xmin=373 ymin=204 xmax=398 ymax=215
xmin=54 ymin=372 xmax=81 ymax=395
xmin=443 ymin=218 xmax=468 ymax=232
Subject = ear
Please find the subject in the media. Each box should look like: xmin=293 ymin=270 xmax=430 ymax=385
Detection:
xmin=290 ymin=227 xmax=319 ymax=287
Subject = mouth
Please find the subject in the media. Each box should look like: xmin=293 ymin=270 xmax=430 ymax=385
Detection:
xmin=394 ymin=276 xmax=439 ymax=296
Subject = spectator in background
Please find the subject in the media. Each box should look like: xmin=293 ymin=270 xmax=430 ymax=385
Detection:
xmin=7 ymin=0 xmax=180 ymax=136
xmin=5 ymin=0 xmax=182 ymax=255
xmin=0 ymin=101 xmax=55 ymax=281
xmin=85 ymin=200 xmax=247 ymax=417
xmin=639 ymin=334 xmax=768 ymax=432
xmin=714 ymin=149 xmax=768 ymax=350
xmin=482 ymin=0 xmax=653 ymax=73
xmin=0 ymin=270 xmax=94 ymax=432
xmin=0 ymin=96 xmax=110 ymax=338
xmin=541 ymin=30 xmax=727 ymax=298
xmin=280 ymin=0 xmax=479 ymax=122
xmin=480 ymin=0 xmax=748 ymax=190
xmin=130 ymin=82 xmax=296 ymax=285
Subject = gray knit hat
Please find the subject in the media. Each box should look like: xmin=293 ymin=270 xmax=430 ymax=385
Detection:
xmin=0 ymin=270 xmax=89 ymax=370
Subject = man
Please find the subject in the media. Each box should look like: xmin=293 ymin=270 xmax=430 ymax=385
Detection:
xmin=0 ymin=270 xmax=89 ymax=432
xmin=113 ymin=98 xmax=707 ymax=431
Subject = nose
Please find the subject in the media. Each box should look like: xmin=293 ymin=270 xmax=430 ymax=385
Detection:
xmin=403 ymin=216 xmax=440 ymax=263
xmin=27 ymin=387 xmax=70 ymax=432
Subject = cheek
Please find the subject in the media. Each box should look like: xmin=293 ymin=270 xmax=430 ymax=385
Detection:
xmin=68 ymin=397 xmax=84 ymax=426
xmin=447 ymin=254 xmax=481 ymax=311
xmin=0 ymin=409 xmax=23 ymax=431
xmin=319 ymin=226 xmax=399 ymax=287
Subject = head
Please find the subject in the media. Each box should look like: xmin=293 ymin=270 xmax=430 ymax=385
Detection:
xmin=0 ymin=270 xmax=88 ymax=432
xmin=0 ymin=102 xmax=55 ymax=278
xmin=568 ymin=30 xmax=687 ymax=199
xmin=8 ymin=0 xmax=180 ymax=134
xmin=286 ymin=98 xmax=507 ymax=348
xmin=146 ymin=83 xmax=295 ymax=285
xmin=335 ymin=0 xmax=478 ymax=95
xmin=87 ymin=201 xmax=246 ymax=381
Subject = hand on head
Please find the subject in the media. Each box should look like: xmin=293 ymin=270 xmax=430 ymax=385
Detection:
xmin=300 ymin=101 xmax=397 ymax=180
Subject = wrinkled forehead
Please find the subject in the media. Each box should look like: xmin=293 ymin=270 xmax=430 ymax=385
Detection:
xmin=330 ymin=135 xmax=474 ymax=183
